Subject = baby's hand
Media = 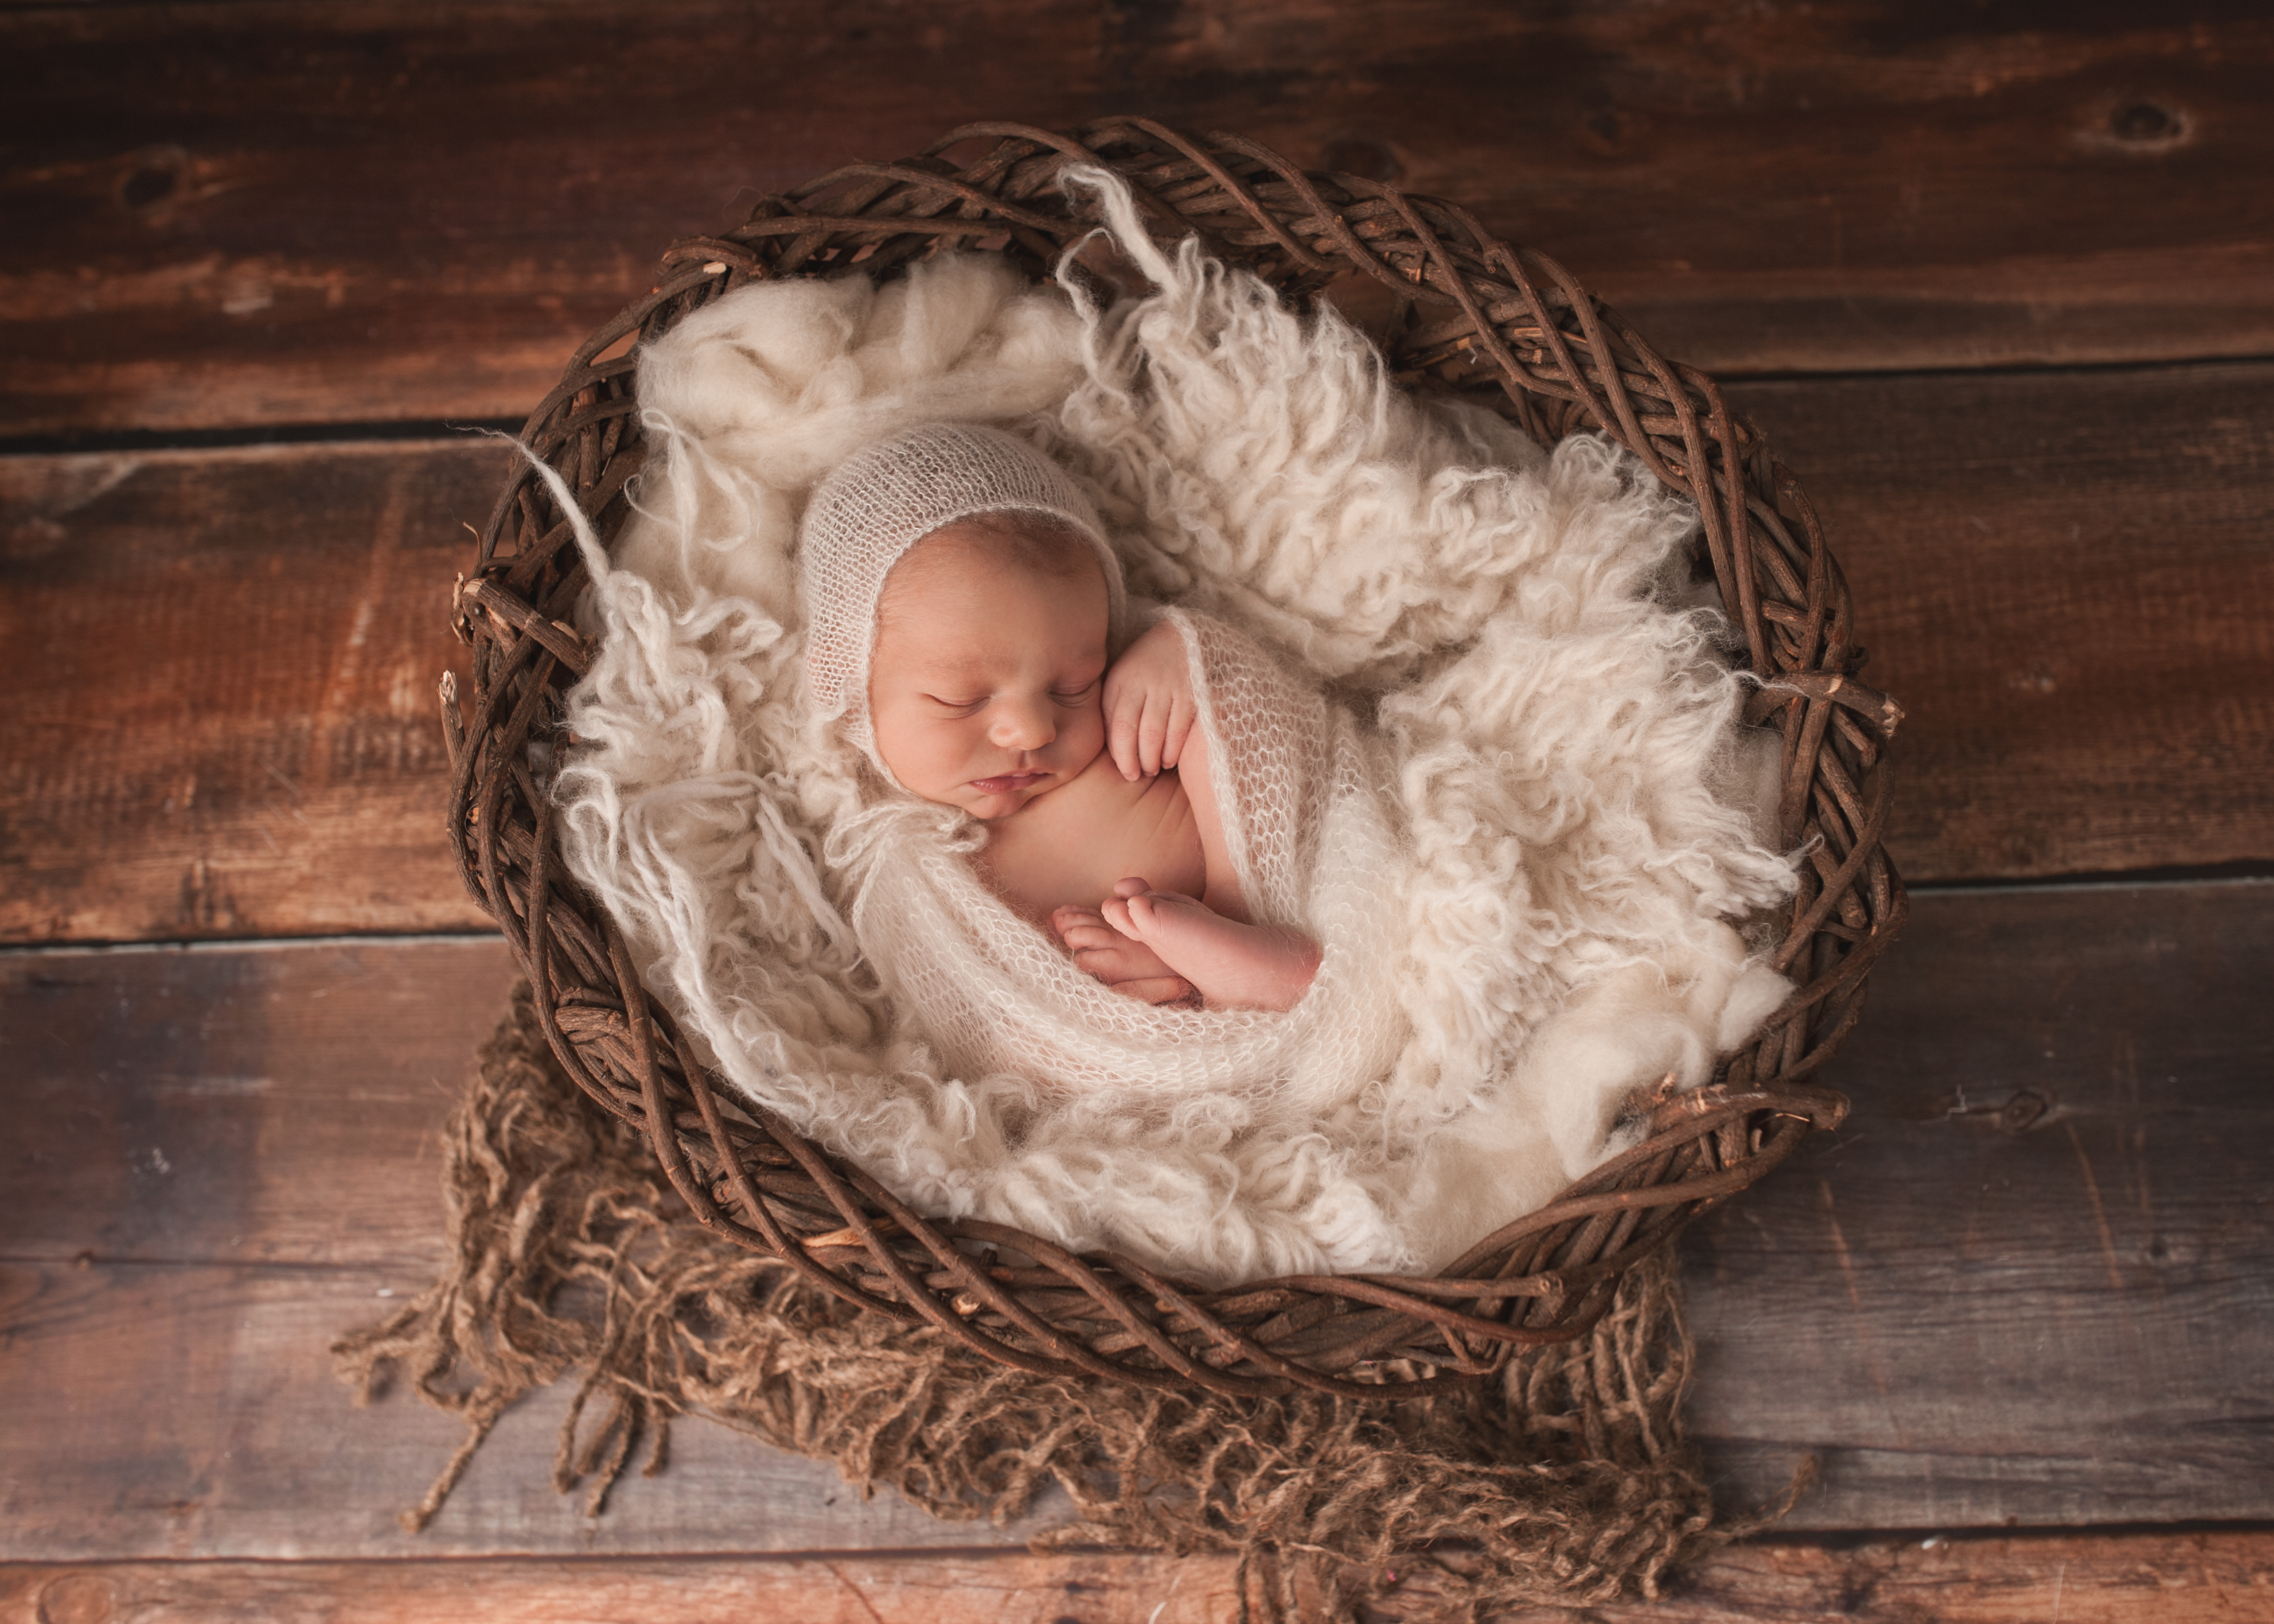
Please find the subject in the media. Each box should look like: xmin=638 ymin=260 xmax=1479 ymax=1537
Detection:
xmin=1102 ymin=620 xmax=1196 ymax=781
xmin=1050 ymin=901 xmax=1198 ymax=1006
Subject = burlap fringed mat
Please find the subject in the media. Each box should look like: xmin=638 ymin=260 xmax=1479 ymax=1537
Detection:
xmin=336 ymin=983 xmax=1803 ymax=1618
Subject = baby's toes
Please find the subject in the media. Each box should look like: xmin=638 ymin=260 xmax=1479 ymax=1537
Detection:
xmin=1071 ymin=945 xmax=1133 ymax=981
xmin=1051 ymin=904 xmax=1105 ymax=941
xmin=1118 ymin=892 xmax=1165 ymax=936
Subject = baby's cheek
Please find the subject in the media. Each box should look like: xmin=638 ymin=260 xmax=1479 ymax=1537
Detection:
xmin=872 ymin=702 xmax=959 ymax=799
xmin=1067 ymin=700 xmax=1109 ymax=763
xmin=926 ymin=719 xmax=986 ymax=782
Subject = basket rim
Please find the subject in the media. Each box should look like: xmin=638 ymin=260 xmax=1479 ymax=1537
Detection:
xmin=440 ymin=116 xmax=1905 ymax=1400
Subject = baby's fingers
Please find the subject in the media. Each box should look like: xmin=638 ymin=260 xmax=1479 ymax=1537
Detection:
xmin=1105 ymin=689 xmax=1145 ymax=781
xmin=1109 ymin=692 xmax=1170 ymax=779
xmin=1151 ymin=693 xmax=1184 ymax=778
xmin=1159 ymin=692 xmax=1196 ymax=770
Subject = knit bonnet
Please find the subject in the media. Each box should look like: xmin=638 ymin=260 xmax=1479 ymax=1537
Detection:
xmin=797 ymin=421 xmax=1128 ymax=758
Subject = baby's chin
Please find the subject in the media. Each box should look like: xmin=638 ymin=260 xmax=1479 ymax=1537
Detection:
xmin=960 ymin=771 xmax=1067 ymax=820
xmin=958 ymin=744 xmax=1110 ymax=820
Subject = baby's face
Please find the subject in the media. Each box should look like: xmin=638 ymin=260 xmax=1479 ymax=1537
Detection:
xmin=868 ymin=523 xmax=1109 ymax=821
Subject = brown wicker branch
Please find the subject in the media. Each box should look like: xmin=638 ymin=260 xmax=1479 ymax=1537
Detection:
xmin=444 ymin=119 xmax=1904 ymax=1397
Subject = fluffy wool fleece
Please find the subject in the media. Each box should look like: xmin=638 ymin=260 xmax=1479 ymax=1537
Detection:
xmin=552 ymin=170 xmax=1797 ymax=1284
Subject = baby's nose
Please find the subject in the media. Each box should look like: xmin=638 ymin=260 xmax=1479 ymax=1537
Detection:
xmin=989 ymin=696 xmax=1057 ymax=751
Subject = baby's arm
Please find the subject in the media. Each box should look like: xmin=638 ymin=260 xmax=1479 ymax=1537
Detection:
xmin=1103 ymin=621 xmax=1246 ymax=922
xmin=1080 ymin=616 xmax=1324 ymax=1012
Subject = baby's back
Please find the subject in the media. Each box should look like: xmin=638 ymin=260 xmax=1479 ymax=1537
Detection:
xmin=979 ymin=752 xmax=1206 ymax=923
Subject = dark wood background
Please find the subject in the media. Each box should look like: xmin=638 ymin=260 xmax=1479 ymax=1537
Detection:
xmin=4 ymin=3 xmax=2270 ymax=1618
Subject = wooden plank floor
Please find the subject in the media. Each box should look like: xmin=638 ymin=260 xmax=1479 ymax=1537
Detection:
xmin=5 ymin=1 xmax=2271 ymax=1617
xmin=6 ymin=1535 xmax=2274 ymax=1624
xmin=5 ymin=885 xmax=2268 ymax=1557
xmin=10 ymin=359 xmax=2269 ymax=943
xmin=9 ymin=1 xmax=2273 ymax=435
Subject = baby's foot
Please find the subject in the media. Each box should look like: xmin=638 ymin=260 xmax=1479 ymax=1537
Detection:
xmin=1099 ymin=877 xmax=1321 ymax=1013
xmin=1050 ymin=903 xmax=1199 ymax=1006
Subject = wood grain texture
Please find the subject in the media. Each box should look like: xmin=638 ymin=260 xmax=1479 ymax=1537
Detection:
xmin=7 ymin=357 xmax=2271 ymax=947
xmin=1620 ymin=1533 xmax=2274 ymax=1624
xmin=0 ymin=937 xmax=1040 ymax=1559
xmin=0 ymin=1262 xmax=1043 ymax=1561
xmin=4 ymin=1532 xmax=2273 ymax=1624
xmin=1 ymin=442 xmax=495 ymax=943
xmin=2 ymin=938 xmax=517 ymax=1268
xmin=9 ymin=0 xmax=2273 ymax=435
xmin=1725 ymin=360 xmax=2274 ymax=881
xmin=0 ymin=1554 xmax=1243 ymax=1624
xmin=4 ymin=884 xmax=2268 ymax=1555
xmin=1683 ymin=879 xmax=2274 ymax=1529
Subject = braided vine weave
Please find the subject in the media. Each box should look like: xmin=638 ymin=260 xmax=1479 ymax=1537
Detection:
xmin=442 ymin=118 xmax=1903 ymax=1400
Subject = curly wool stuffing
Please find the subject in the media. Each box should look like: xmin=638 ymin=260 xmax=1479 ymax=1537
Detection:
xmin=549 ymin=167 xmax=1796 ymax=1286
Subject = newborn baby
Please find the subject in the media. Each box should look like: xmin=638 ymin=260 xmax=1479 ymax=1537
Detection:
xmin=800 ymin=422 xmax=1321 ymax=1012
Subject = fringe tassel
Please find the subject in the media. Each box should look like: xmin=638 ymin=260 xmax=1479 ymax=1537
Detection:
xmin=335 ymin=984 xmax=1771 ymax=1616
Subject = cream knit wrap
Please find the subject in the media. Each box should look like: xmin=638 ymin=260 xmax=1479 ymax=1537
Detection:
xmin=850 ymin=602 xmax=1407 ymax=1111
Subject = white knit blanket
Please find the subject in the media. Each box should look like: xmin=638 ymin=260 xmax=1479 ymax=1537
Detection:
xmin=553 ymin=173 xmax=1797 ymax=1284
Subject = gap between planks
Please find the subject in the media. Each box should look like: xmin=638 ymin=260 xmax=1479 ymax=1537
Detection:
xmin=5 ymin=1531 xmax=2274 ymax=1624
xmin=9 ymin=0 xmax=2274 ymax=435
xmin=6 ymin=359 xmax=2272 ymax=948
xmin=5 ymin=883 xmax=2269 ymax=1551
xmin=7 ymin=860 xmax=2265 ymax=965
xmin=12 ymin=345 xmax=2274 ymax=463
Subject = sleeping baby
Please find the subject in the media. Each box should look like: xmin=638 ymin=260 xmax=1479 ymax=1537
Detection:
xmin=798 ymin=421 xmax=1321 ymax=1013
xmin=559 ymin=225 xmax=1804 ymax=1275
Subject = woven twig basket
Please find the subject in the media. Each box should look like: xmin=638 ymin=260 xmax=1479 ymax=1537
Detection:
xmin=443 ymin=118 xmax=1904 ymax=1400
